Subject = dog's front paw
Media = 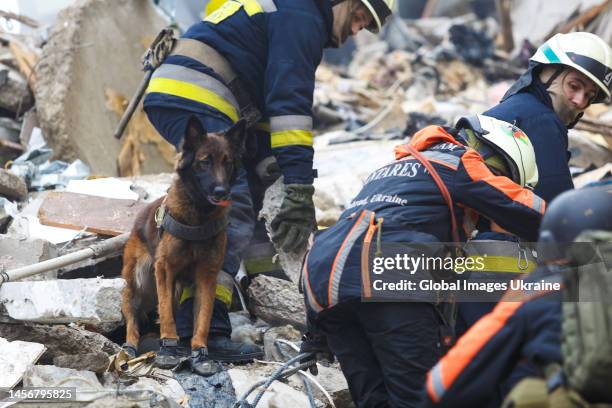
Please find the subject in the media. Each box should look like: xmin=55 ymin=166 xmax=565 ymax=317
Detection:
xmin=155 ymin=338 xmax=187 ymax=369
xmin=190 ymin=347 xmax=223 ymax=377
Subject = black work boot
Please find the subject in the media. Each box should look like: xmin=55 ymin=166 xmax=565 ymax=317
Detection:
xmin=121 ymin=342 xmax=137 ymax=359
xmin=190 ymin=347 xmax=223 ymax=377
xmin=155 ymin=338 xmax=189 ymax=369
xmin=207 ymin=335 xmax=264 ymax=363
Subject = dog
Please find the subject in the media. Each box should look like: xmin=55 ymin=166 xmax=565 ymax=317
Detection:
xmin=121 ymin=116 xmax=245 ymax=375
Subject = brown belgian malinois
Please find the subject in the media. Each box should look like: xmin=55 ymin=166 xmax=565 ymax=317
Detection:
xmin=121 ymin=116 xmax=245 ymax=376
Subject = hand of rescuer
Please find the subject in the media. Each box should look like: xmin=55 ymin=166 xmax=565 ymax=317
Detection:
xmin=270 ymin=184 xmax=316 ymax=252
xmin=299 ymin=332 xmax=335 ymax=375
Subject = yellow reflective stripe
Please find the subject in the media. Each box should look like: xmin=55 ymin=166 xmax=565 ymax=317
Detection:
xmin=215 ymin=284 xmax=233 ymax=307
xmin=178 ymin=284 xmax=233 ymax=307
xmin=205 ymin=0 xmax=228 ymax=16
xmin=147 ymin=77 xmax=239 ymax=123
xmin=467 ymin=255 xmax=537 ymax=273
xmin=204 ymin=1 xmax=242 ymax=23
xmin=179 ymin=286 xmax=194 ymax=304
xmin=236 ymin=0 xmax=263 ymax=15
xmin=271 ymin=130 xmax=313 ymax=148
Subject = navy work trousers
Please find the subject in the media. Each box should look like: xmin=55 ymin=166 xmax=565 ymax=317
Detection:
xmin=317 ymin=301 xmax=441 ymax=408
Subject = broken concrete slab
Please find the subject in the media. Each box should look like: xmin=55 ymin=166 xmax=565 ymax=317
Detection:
xmin=0 ymin=168 xmax=28 ymax=201
xmin=34 ymin=0 xmax=171 ymax=176
xmin=0 ymin=62 xmax=33 ymax=114
xmin=247 ymin=275 xmax=306 ymax=331
xmin=568 ymin=131 xmax=612 ymax=169
xmin=38 ymin=191 xmax=147 ymax=236
xmin=23 ymin=365 xmax=107 ymax=402
xmin=0 ymin=323 xmax=121 ymax=364
xmin=0 ymin=336 xmax=46 ymax=389
xmin=0 ymin=278 xmax=125 ymax=326
xmin=0 ymin=235 xmax=58 ymax=281
xmin=53 ymin=352 xmax=110 ymax=374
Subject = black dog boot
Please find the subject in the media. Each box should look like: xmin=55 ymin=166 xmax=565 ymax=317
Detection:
xmin=207 ymin=335 xmax=264 ymax=363
xmin=121 ymin=343 xmax=138 ymax=359
xmin=155 ymin=338 xmax=188 ymax=369
xmin=190 ymin=347 xmax=223 ymax=377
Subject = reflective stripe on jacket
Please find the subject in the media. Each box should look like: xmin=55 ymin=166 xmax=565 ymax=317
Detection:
xmin=144 ymin=0 xmax=333 ymax=184
xmin=424 ymin=268 xmax=562 ymax=407
xmin=303 ymin=126 xmax=546 ymax=314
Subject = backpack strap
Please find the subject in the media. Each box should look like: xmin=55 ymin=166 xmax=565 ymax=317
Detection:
xmin=402 ymin=144 xmax=461 ymax=243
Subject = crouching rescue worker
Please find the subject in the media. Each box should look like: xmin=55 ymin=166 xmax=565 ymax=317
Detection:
xmin=136 ymin=0 xmax=395 ymax=372
xmin=424 ymin=180 xmax=612 ymax=408
xmin=456 ymin=31 xmax=612 ymax=336
xmin=300 ymin=115 xmax=546 ymax=408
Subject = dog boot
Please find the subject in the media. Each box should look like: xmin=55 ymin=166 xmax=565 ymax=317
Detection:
xmin=190 ymin=347 xmax=223 ymax=377
xmin=121 ymin=343 xmax=137 ymax=359
xmin=155 ymin=338 xmax=188 ymax=369
xmin=207 ymin=335 xmax=264 ymax=363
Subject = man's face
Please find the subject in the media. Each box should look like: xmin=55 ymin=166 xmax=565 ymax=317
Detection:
xmin=351 ymin=4 xmax=374 ymax=36
xmin=330 ymin=1 xmax=374 ymax=47
xmin=562 ymin=69 xmax=599 ymax=110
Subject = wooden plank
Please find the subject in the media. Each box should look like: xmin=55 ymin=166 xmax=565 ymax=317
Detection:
xmin=9 ymin=40 xmax=37 ymax=90
xmin=38 ymin=191 xmax=147 ymax=236
xmin=0 ymin=11 xmax=40 ymax=28
xmin=496 ymin=0 xmax=514 ymax=53
xmin=547 ymin=0 xmax=612 ymax=39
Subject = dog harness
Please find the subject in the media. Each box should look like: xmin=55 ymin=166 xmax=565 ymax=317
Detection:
xmin=155 ymin=202 xmax=228 ymax=241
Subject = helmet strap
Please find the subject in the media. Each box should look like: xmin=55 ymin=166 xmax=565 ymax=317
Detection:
xmin=543 ymin=66 xmax=565 ymax=89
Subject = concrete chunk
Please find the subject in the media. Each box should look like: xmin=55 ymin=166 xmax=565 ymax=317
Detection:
xmin=0 ymin=323 xmax=121 ymax=364
xmin=0 ymin=336 xmax=46 ymax=389
xmin=247 ymin=275 xmax=306 ymax=330
xmin=0 ymin=168 xmax=27 ymax=201
xmin=0 ymin=235 xmax=58 ymax=280
xmin=0 ymin=278 xmax=125 ymax=325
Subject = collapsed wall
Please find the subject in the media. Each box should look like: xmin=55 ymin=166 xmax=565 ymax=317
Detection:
xmin=35 ymin=0 xmax=173 ymax=176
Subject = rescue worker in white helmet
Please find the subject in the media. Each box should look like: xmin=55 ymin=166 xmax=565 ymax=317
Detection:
xmin=137 ymin=0 xmax=395 ymax=375
xmin=485 ymin=32 xmax=612 ymax=202
xmin=300 ymin=116 xmax=544 ymax=408
xmin=454 ymin=33 xmax=612 ymax=344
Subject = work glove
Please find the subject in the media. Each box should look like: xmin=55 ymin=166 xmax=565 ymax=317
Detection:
xmin=270 ymin=184 xmax=316 ymax=252
xmin=299 ymin=333 xmax=334 ymax=375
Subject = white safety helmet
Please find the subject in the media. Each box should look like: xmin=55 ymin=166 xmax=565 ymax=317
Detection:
xmin=331 ymin=0 xmax=394 ymax=33
xmin=531 ymin=32 xmax=612 ymax=103
xmin=359 ymin=0 xmax=395 ymax=33
xmin=456 ymin=115 xmax=539 ymax=189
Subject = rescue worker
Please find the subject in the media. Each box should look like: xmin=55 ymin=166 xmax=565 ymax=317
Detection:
xmin=300 ymin=115 xmax=546 ymax=408
xmin=138 ymin=0 xmax=395 ymax=373
xmin=456 ymin=32 xmax=612 ymax=336
xmin=423 ymin=180 xmax=612 ymax=408
xmin=485 ymin=32 xmax=612 ymax=203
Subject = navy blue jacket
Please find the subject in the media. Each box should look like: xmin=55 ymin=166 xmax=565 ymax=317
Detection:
xmin=484 ymin=81 xmax=574 ymax=202
xmin=144 ymin=0 xmax=333 ymax=185
xmin=302 ymin=126 xmax=546 ymax=314
xmin=425 ymin=267 xmax=562 ymax=407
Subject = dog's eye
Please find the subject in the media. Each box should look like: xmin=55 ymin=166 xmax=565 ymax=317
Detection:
xmin=197 ymin=157 xmax=210 ymax=169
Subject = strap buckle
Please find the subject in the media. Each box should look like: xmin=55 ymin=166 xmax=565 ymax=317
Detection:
xmin=155 ymin=203 xmax=166 ymax=229
xmin=517 ymin=243 xmax=529 ymax=271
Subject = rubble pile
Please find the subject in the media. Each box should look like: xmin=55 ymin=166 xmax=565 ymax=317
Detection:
xmin=0 ymin=1 xmax=611 ymax=408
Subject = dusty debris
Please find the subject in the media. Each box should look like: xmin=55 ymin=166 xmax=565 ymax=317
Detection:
xmin=263 ymin=325 xmax=302 ymax=362
xmin=247 ymin=275 xmax=306 ymax=331
xmin=0 ymin=277 xmax=125 ymax=326
xmin=0 ymin=168 xmax=28 ymax=201
xmin=34 ymin=0 xmax=170 ymax=176
xmin=0 ymin=62 xmax=33 ymax=114
xmin=0 ymin=323 xmax=120 ymax=364
xmin=53 ymin=352 xmax=110 ymax=374
xmin=0 ymin=336 xmax=46 ymax=389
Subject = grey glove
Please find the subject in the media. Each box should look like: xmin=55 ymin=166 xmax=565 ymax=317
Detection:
xmin=270 ymin=184 xmax=316 ymax=252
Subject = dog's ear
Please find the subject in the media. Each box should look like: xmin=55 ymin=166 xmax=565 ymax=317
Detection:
xmin=224 ymin=119 xmax=247 ymax=156
xmin=177 ymin=116 xmax=206 ymax=170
